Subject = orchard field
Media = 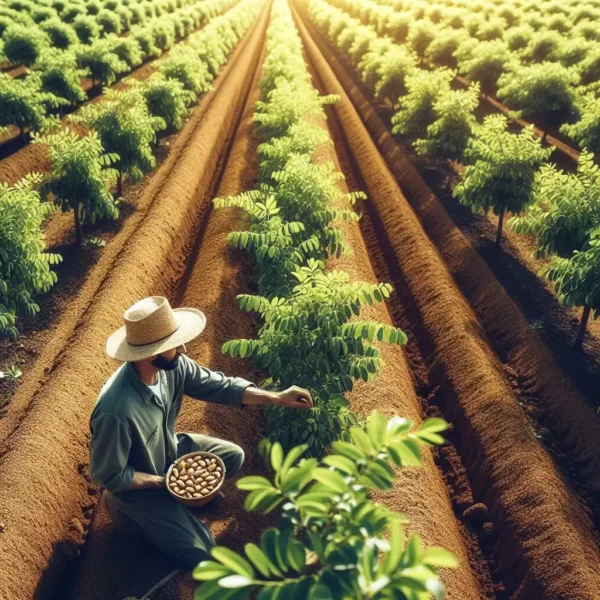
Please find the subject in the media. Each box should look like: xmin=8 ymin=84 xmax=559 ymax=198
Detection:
xmin=1 ymin=0 xmax=600 ymax=598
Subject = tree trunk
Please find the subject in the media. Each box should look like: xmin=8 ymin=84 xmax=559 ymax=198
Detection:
xmin=574 ymin=305 xmax=591 ymax=350
xmin=117 ymin=172 xmax=123 ymax=197
xmin=541 ymin=129 xmax=548 ymax=143
xmin=19 ymin=126 xmax=26 ymax=144
xmin=496 ymin=207 xmax=505 ymax=249
xmin=74 ymin=202 xmax=82 ymax=247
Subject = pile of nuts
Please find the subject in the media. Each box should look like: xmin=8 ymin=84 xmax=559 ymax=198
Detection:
xmin=167 ymin=454 xmax=224 ymax=499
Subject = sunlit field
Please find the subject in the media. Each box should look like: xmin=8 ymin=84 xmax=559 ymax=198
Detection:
xmin=1 ymin=0 xmax=600 ymax=598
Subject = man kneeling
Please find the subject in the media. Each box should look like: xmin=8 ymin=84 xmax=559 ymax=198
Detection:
xmin=89 ymin=296 xmax=312 ymax=568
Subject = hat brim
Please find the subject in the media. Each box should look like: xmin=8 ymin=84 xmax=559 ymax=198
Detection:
xmin=106 ymin=308 xmax=206 ymax=362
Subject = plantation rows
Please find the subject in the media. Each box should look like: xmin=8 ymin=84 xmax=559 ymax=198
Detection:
xmin=192 ymin=2 xmax=456 ymax=596
xmin=0 ymin=0 xmax=240 ymax=141
xmin=0 ymin=0 xmax=260 ymax=340
xmin=309 ymin=0 xmax=600 ymax=347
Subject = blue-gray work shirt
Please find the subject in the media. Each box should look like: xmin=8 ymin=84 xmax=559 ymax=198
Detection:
xmin=89 ymin=354 xmax=256 ymax=494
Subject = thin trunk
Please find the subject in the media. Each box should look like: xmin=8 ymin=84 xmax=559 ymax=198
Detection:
xmin=74 ymin=202 xmax=82 ymax=247
xmin=495 ymin=207 xmax=505 ymax=249
xmin=574 ymin=305 xmax=591 ymax=350
xmin=541 ymin=129 xmax=548 ymax=143
xmin=117 ymin=172 xmax=123 ymax=197
xmin=19 ymin=126 xmax=26 ymax=144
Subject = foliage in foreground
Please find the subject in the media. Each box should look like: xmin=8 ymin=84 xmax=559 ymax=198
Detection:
xmin=194 ymin=412 xmax=456 ymax=599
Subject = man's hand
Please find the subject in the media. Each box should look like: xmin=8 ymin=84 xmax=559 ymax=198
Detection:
xmin=275 ymin=386 xmax=313 ymax=409
xmin=126 ymin=472 xmax=166 ymax=491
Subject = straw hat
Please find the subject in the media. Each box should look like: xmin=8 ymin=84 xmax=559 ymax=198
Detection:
xmin=106 ymin=296 xmax=206 ymax=362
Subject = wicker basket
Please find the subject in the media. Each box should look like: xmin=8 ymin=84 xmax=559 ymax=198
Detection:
xmin=165 ymin=451 xmax=226 ymax=508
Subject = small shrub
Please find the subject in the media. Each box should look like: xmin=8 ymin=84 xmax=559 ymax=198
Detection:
xmin=39 ymin=17 xmax=79 ymax=49
xmin=453 ymin=114 xmax=552 ymax=247
xmin=73 ymin=14 xmax=100 ymax=43
xmin=2 ymin=23 xmax=48 ymax=66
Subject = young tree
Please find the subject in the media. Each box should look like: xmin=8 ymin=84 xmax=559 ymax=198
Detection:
xmin=2 ymin=23 xmax=49 ymax=66
xmin=521 ymin=30 xmax=563 ymax=63
xmin=497 ymin=62 xmax=580 ymax=141
xmin=134 ymin=74 xmax=195 ymax=131
xmin=458 ymin=39 xmax=513 ymax=97
xmin=0 ymin=73 xmax=63 ymax=141
xmin=453 ymin=114 xmax=552 ymax=248
xmin=39 ymin=17 xmax=79 ymax=49
xmin=545 ymin=230 xmax=600 ymax=349
xmin=510 ymin=152 xmax=600 ymax=257
xmin=504 ymin=24 xmax=534 ymax=51
xmin=32 ymin=129 xmax=120 ymax=247
xmin=559 ymin=38 xmax=592 ymax=68
xmin=577 ymin=47 xmax=600 ymax=86
xmin=561 ymin=94 xmax=600 ymax=153
xmin=369 ymin=44 xmax=417 ymax=103
xmin=158 ymin=46 xmax=212 ymax=96
xmin=96 ymin=9 xmax=122 ymax=35
xmin=0 ymin=173 xmax=61 ymax=340
xmin=414 ymin=83 xmax=480 ymax=162
xmin=391 ymin=69 xmax=453 ymax=137
xmin=407 ymin=19 xmax=436 ymax=64
xmin=72 ymin=14 xmax=100 ymax=44
xmin=425 ymin=28 xmax=467 ymax=69
xmin=132 ymin=26 xmax=162 ymax=59
xmin=76 ymin=39 xmax=129 ymax=89
xmin=37 ymin=49 xmax=88 ymax=109
xmin=107 ymin=34 xmax=144 ymax=69
xmin=75 ymin=90 xmax=166 ymax=195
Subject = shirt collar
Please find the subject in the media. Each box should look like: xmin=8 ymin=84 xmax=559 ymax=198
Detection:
xmin=125 ymin=361 xmax=158 ymax=404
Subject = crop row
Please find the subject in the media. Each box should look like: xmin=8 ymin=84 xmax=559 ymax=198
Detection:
xmin=308 ymin=0 xmax=600 ymax=349
xmin=0 ymin=0 xmax=261 ymax=340
xmin=324 ymin=0 xmax=600 ymax=147
xmin=0 ymin=0 xmax=188 ymax=66
xmin=0 ymin=0 xmax=240 ymax=142
xmin=192 ymin=1 xmax=456 ymax=597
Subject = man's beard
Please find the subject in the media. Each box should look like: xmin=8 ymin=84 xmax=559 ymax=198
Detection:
xmin=151 ymin=353 xmax=181 ymax=371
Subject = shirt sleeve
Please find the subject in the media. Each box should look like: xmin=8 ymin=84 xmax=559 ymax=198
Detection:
xmin=89 ymin=413 xmax=135 ymax=492
xmin=182 ymin=354 xmax=256 ymax=410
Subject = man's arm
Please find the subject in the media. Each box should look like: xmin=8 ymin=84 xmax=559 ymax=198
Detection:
xmin=242 ymin=385 xmax=313 ymax=409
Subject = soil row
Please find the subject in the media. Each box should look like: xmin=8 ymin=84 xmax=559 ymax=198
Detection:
xmin=0 ymin=6 xmax=269 ymax=599
xmin=293 ymin=4 xmax=600 ymax=599
xmin=299 ymin=7 xmax=600 ymax=528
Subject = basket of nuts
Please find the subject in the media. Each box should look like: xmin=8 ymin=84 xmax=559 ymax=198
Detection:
xmin=165 ymin=452 xmax=225 ymax=507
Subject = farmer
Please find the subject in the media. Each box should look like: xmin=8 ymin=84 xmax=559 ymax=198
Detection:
xmin=89 ymin=296 xmax=312 ymax=568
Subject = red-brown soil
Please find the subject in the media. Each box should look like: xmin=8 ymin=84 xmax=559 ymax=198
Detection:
xmin=310 ymin=118 xmax=485 ymax=598
xmin=63 ymin=29 xmax=270 ymax=600
xmin=300 ymin=13 xmax=600 ymax=530
xmin=294 ymin=5 xmax=600 ymax=598
xmin=0 ymin=7 xmax=269 ymax=599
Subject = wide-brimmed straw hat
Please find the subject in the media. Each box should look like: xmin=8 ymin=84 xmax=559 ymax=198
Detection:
xmin=106 ymin=296 xmax=206 ymax=362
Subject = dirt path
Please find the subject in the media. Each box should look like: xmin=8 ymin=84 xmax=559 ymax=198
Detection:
xmin=0 ymin=6 xmax=269 ymax=599
xmin=299 ymin=11 xmax=600 ymax=532
xmin=293 ymin=4 xmax=600 ymax=598
xmin=309 ymin=117 xmax=486 ymax=598
xmin=63 ymin=25 xmax=270 ymax=600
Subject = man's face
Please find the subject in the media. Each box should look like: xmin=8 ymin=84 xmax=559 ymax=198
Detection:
xmin=151 ymin=344 xmax=187 ymax=371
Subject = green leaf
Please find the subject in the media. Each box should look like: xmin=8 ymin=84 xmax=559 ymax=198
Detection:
xmin=312 ymin=468 xmax=349 ymax=493
xmin=245 ymin=543 xmax=274 ymax=578
xmin=331 ymin=441 xmax=365 ymax=461
xmin=219 ymin=575 xmax=253 ymax=589
xmin=237 ymin=476 xmax=273 ymax=491
xmin=210 ymin=547 xmax=255 ymax=579
xmin=322 ymin=454 xmax=358 ymax=475
xmin=271 ymin=442 xmax=284 ymax=472
xmin=193 ymin=560 xmax=234 ymax=581
xmin=423 ymin=547 xmax=458 ymax=568
xmin=308 ymin=584 xmax=334 ymax=600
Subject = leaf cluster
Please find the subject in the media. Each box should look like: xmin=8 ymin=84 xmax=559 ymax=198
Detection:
xmin=194 ymin=412 xmax=455 ymax=599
